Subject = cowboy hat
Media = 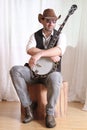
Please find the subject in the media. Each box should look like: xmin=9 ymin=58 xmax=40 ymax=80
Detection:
xmin=38 ymin=8 xmax=61 ymax=23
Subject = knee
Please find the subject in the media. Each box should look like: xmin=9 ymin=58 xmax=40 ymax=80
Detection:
xmin=10 ymin=66 xmax=20 ymax=76
xmin=47 ymin=72 xmax=62 ymax=86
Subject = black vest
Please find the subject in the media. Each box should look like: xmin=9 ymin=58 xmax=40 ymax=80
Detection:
xmin=34 ymin=29 xmax=61 ymax=72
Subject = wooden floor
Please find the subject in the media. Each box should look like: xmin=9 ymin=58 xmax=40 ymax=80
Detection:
xmin=0 ymin=101 xmax=87 ymax=130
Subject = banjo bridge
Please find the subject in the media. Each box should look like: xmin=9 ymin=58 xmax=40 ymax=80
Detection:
xmin=36 ymin=63 xmax=42 ymax=67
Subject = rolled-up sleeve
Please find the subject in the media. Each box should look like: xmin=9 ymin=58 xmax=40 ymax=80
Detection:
xmin=26 ymin=34 xmax=36 ymax=52
xmin=57 ymin=33 xmax=67 ymax=55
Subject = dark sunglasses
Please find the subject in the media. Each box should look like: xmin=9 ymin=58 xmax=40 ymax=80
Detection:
xmin=44 ymin=18 xmax=56 ymax=24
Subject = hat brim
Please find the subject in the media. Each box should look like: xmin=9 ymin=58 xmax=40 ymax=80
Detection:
xmin=38 ymin=14 xmax=61 ymax=23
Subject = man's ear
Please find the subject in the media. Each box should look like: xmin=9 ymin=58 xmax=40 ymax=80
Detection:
xmin=40 ymin=19 xmax=44 ymax=24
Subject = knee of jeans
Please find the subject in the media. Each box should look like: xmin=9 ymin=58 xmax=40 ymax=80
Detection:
xmin=10 ymin=66 xmax=20 ymax=76
xmin=47 ymin=72 xmax=62 ymax=88
xmin=48 ymin=72 xmax=62 ymax=81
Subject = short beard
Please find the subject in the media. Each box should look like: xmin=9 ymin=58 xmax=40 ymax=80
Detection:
xmin=44 ymin=28 xmax=52 ymax=32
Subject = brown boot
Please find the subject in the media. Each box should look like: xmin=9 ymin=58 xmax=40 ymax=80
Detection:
xmin=23 ymin=106 xmax=34 ymax=123
xmin=23 ymin=102 xmax=37 ymax=123
xmin=45 ymin=115 xmax=56 ymax=128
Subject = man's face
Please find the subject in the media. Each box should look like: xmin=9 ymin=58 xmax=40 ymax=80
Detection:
xmin=42 ymin=18 xmax=57 ymax=32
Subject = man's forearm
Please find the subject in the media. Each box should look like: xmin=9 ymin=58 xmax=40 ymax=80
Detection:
xmin=27 ymin=46 xmax=62 ymax=58
xmin=27 ymin=47 xmax=42 ymax=56
xmin=39 ymin=46 xmax=62 ymax=57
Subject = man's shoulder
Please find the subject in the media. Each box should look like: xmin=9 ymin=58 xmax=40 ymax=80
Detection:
xmin=34 ymin=28 xmax=43 ymax=34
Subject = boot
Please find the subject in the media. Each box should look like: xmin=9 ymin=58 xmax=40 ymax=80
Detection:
xmin=23 ymin=106 xmax=34 ymax=123
xmin=45 ymin=115 xmax=56 ymax=128
xmin=23 ymin=102 xmax=37 ymax=123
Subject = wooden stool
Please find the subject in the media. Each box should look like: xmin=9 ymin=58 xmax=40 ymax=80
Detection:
xmin=21 ymin=81 xmax=68 ymax=120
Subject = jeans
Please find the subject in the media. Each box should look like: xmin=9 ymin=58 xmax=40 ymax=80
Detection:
xmin=10 ymin=65 xmax=62 ymax=115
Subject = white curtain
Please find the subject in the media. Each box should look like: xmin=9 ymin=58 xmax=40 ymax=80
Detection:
xmin=0 ymin=0 xmax=87 ymax=108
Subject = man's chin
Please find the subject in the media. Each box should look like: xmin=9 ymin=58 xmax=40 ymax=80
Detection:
xmin=47 ymin=28 xmax=53 ymax=32
xmin=44 ymin=28 xmax=53 ymax=32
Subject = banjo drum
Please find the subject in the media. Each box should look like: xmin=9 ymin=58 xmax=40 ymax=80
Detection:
xmin=32 ymin=57 xmax=55 ymax=76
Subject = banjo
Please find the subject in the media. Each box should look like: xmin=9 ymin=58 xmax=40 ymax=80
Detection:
xmin=30 ymin=4 xmax=77 ymax=78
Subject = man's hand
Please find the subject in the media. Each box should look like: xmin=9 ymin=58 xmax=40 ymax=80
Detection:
xmin=29 ymin=53 xmax=42 ymax=69
xmin=50 ymin=56 xmax=60 ymax=63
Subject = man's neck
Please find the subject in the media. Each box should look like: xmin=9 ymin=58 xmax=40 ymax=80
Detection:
xmin=43 ymin=29 xmax=53 ymax=38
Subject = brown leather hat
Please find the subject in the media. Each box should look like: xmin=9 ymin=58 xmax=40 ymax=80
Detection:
xmin=38 ymin=8 xmax=61 ymax=23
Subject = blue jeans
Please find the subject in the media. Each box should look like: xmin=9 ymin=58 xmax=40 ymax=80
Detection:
xmin=10 ymin=65 xmax=62 ymax=116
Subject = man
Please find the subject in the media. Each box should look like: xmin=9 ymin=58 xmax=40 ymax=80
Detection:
xmin=10 ymin=8 xmax=67 ymax=128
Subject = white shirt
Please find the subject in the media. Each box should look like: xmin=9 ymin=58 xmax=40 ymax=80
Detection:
xmin=26 ymin=31 xmax=67 ymax=55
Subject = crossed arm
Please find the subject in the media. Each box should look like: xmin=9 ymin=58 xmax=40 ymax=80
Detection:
xmin=27 ymin=46 xmax=61 ymax=68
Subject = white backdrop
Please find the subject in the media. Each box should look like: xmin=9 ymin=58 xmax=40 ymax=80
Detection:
xmin=0 ymin=0 xmax=87 ymax=109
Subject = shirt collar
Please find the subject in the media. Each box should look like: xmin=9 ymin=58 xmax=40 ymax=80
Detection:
xmin=42 ymin=29 xmax=54 ymax=38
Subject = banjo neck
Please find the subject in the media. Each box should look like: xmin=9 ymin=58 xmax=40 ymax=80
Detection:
xmin=48 ymin=4 xmax=77 ymax=49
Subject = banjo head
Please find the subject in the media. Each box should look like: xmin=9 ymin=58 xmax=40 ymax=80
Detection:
xmin=32 ymin=57 xmax=54 ymax=75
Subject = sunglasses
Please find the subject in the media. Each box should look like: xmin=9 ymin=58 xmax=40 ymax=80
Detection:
xmin=44 ymin=18 xmax=56 ymax=24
